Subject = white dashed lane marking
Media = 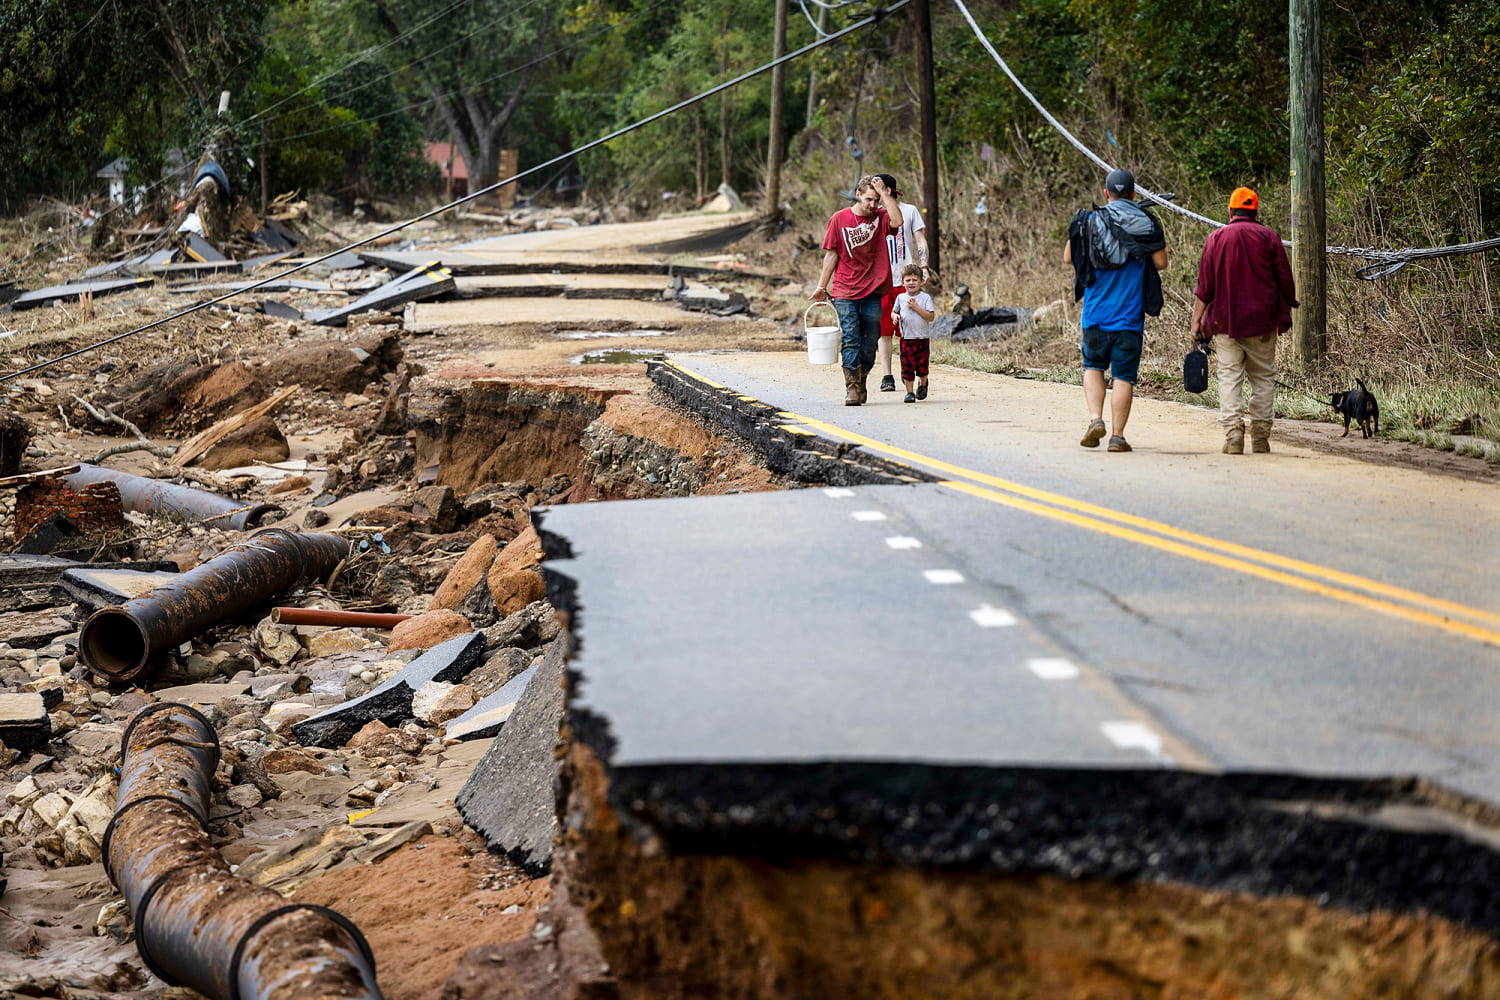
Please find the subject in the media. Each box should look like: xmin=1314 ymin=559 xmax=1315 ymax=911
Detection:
xmin=884 ymin=536 xmax=923 ymax=550
xmin=823 ymin=487 xmax=855 ymax=498
xmin=1026 ymin=657 xmax=1079 ymax=679
xmin=1099 ymin=721 xmax=1170 ymax=761
xmin=923 ymin=569 xmax=965 ymax=585
xmin=851 ymin=510 xmax=887 ymax=522
xmin=968 ymin=605 xmax=1017 ymax=627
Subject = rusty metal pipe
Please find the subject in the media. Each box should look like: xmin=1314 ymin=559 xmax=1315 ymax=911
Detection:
xmin=79 ymin=529 xmax=350 ymax=681
xmin=270 ymin=607 xmax=411 ymax=629
xmin=66 ymin=464 xmax=281 ymax=531
xmin=105 ymin=703 xmax=382 ymax=1000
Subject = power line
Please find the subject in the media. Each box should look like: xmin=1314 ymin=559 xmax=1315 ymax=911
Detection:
xmin=255 ymin=3 xmax=665 ymax=148
xmin=246 ymin=0 xmax=554 ymax=137
xmin=236 ymin=0 xmax=480 ymax=131
xmin=950 ymin=0 xmax=1500 ymax=279
xmin=2 ymin=1 xmax=910 ymax=384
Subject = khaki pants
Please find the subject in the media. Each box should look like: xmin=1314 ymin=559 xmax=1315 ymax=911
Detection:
xmin=1215 ymin=334 xmax=1276 ymax=429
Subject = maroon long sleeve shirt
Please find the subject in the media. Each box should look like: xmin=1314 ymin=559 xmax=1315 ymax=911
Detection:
xmin=1193 ymin=216 xmax=1299 ymax=338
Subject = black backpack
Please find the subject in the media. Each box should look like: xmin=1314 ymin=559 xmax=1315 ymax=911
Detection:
xmin=1183 ymin=343 xmax=1209 ymax=394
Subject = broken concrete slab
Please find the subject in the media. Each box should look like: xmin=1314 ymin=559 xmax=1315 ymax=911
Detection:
xmin=0 ymin=693 xmax=52 ymax=753
xmin=0 ymin=555 xmax=180 ymax=611
xmin=404 ymin=296 xmax=720 ymax=333
xmin=183 ymin=233 xmax=228 ymax=263
xmin=56 ymin=566 xmax=181 ymax=613
xmin=291 ymin=631 xmax=485 ymax=748
xmin=151 ymin=682 xmax=250 ymax=705
xmin=76 ymin=253 xmax=153 ymax=280
xmin=314 ymin=250 xmax=367 ymax=271
xmin=167 ymin=278 xmax=330 ymax=295
xmin=454 ymin=637 xmax=565 ymax=872
xmin=0 ymin=610 xmax=74 ymax=649
xmin=259 ymin=299 xmax=302 ymax=320
xmin=8 ymin=277 xmax=154 ymax=311
xmin=443 ymin=663 xmax=538 ymax=742
xmin=303 ymin=262 xmax=454 ymax=327
xmin=147 ymin=259 xmax=244 ymax=279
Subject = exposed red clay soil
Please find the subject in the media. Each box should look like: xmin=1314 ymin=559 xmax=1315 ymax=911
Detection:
xmin=544 ymin=747 xmax=1500 ymax=1000
xmin=291 ymin=825 xmax=549 ymax=1000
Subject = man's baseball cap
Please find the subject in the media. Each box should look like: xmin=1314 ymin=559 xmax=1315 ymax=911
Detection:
xmin=1229 ymin=186 xmax=1259 ymax=211
xmin=875 ymin=173 xmax=900 ymax=195
xmin=1105 ymin=168 xmax=1134 ymax=196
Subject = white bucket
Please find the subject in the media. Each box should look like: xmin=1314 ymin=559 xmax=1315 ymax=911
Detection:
xmin=804 ymin=302 xmax=840 ymax=365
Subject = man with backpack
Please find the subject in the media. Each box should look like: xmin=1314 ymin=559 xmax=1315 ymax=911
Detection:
xmin=1063 ymin=168 xmax=1168 ymax=453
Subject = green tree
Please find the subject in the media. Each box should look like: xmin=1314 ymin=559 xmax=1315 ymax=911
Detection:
xmin=362 ymin=0 xmax=568 ymax=194
xmin=0 ymin=0 xmax=268 ymax=205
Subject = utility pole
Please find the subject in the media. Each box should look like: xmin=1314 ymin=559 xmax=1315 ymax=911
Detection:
xmin=1289 ymin=0 xmax=1326 ymax=364
xmin=765 ymin=0 xmax=789 ymax=218
xmin=806 ymin=3 xmax=830 ymax=124
xmin=913 ymin=0 xmax=941 ymax=276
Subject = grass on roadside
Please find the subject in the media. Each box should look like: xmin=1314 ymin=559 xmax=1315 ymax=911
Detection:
xmin=931 ymin=334 xmax=1500 ymax=464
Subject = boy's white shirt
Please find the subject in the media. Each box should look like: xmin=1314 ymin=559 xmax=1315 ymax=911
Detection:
xmin=886 ymin=202 xmax=926 ymax=289
xmin=894 ymin=290 xmax=935 ymax=339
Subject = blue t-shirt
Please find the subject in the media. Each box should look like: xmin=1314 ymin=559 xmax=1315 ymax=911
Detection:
xmin=1080 ymin=258 xmax=1145 ymax=333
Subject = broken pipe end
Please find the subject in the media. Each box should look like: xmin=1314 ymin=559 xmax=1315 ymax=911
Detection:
xmin=80 ymin=607 xmax=151 ymax=680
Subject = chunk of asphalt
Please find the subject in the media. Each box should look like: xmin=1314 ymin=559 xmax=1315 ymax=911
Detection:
xmin=304 ymin=262 xmax=453 ymax=326
xmin=443 ymin=663 xmax=539 ymax=742
xmin=292 ymin=631 xmax=486 ymax=748
xmin=0 ymin=693 xmax=52 ymax=753
xmin=57 ymin=566 xmax=182 ymax=613
xmin=454 ymin=637 xmax=565 ymax=873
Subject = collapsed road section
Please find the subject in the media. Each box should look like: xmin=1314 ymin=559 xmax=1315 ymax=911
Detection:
xmin=442 ymin=487 xmax=1500 ymax=998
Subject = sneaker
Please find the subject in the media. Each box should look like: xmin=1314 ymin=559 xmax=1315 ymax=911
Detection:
xmin=904 ymin=392 xmax=916 ymax=403
xmin=1107 ymin=435 xmax=1132 ymax=452
xmin=916 ymin=379 xmax=928 ymax=400
xmin=1080 ymin=418 xmax=1106 ymax=448
xmin=879 ymin=375 xmax=896 ymax=392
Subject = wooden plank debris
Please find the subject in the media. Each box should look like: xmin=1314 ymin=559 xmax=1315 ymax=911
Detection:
xmin=170 ymin=385 xmax=299 ymax=468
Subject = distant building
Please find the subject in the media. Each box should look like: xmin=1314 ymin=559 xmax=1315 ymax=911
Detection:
xmin=96 ymin=150 xmax=192 ymax=210
xmin=425 ymin=142 xmax=469 ymax=197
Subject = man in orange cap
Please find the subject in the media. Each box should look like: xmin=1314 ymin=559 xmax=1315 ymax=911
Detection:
xmin=1189 ymin=187 xmax=1298 ymax=453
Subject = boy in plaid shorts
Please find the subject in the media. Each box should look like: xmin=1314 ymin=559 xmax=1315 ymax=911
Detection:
xmin=890 ymin=264 xmax=936 ymax=402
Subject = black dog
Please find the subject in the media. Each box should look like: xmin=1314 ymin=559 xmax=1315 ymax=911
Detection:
xmin=1330 ymin=378 xmax=1380 ymax=438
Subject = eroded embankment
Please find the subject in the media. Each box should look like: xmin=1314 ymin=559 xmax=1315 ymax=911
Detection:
xmin=409 ymin=378 xmax=782 ymax=501
xmin=556 ymin=747 xmax=1500 ymax=1000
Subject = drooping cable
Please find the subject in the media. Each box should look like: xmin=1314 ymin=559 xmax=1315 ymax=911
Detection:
xmin=951 ymin=0 xmax=1500 ymax=278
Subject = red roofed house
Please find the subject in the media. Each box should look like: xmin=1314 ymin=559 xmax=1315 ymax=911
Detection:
xmin=425 ymin=142 xmax=469 ymax=197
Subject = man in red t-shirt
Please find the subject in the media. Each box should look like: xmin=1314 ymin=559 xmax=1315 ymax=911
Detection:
xmin=1189 ymin=186 xmax=1298 ymax=454
xmin=811 ymin=175 xmax=903 ymax=405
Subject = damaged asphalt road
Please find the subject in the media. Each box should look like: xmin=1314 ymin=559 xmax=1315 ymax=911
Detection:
xmin=3 ymin=204 xmax=1500 ymax=999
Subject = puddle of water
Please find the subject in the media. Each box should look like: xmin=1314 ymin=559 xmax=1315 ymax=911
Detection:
xmin=573 ymin=349 xmax=667 ymax=365
xmin=557 ymin=329 xmax=682 ymax=340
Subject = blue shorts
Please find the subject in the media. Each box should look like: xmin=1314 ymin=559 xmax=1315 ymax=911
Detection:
xmin=1080 ymin=326 xmax=1142 ymax=384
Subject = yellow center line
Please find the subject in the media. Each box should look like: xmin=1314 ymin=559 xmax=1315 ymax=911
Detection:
xmin=942 ymin=480 xmax=1500 ymax=648
xmin=661 ymin=360 xmax=1500 ymax=646
xmin=779 ymin=408 xmax=1500 ymax=634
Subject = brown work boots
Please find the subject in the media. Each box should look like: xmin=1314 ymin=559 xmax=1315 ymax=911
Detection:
xmin=1250 ymin=419 xmax=1272 ymax=453
xmin=1224 ymin=421 xmax=1271 ymax=453
xmin=843 ymin=367 xmax=872 ymax=405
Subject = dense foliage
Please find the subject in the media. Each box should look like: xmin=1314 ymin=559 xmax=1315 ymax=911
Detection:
xmin=2 ymin=0 xmax=1497 ymax=242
